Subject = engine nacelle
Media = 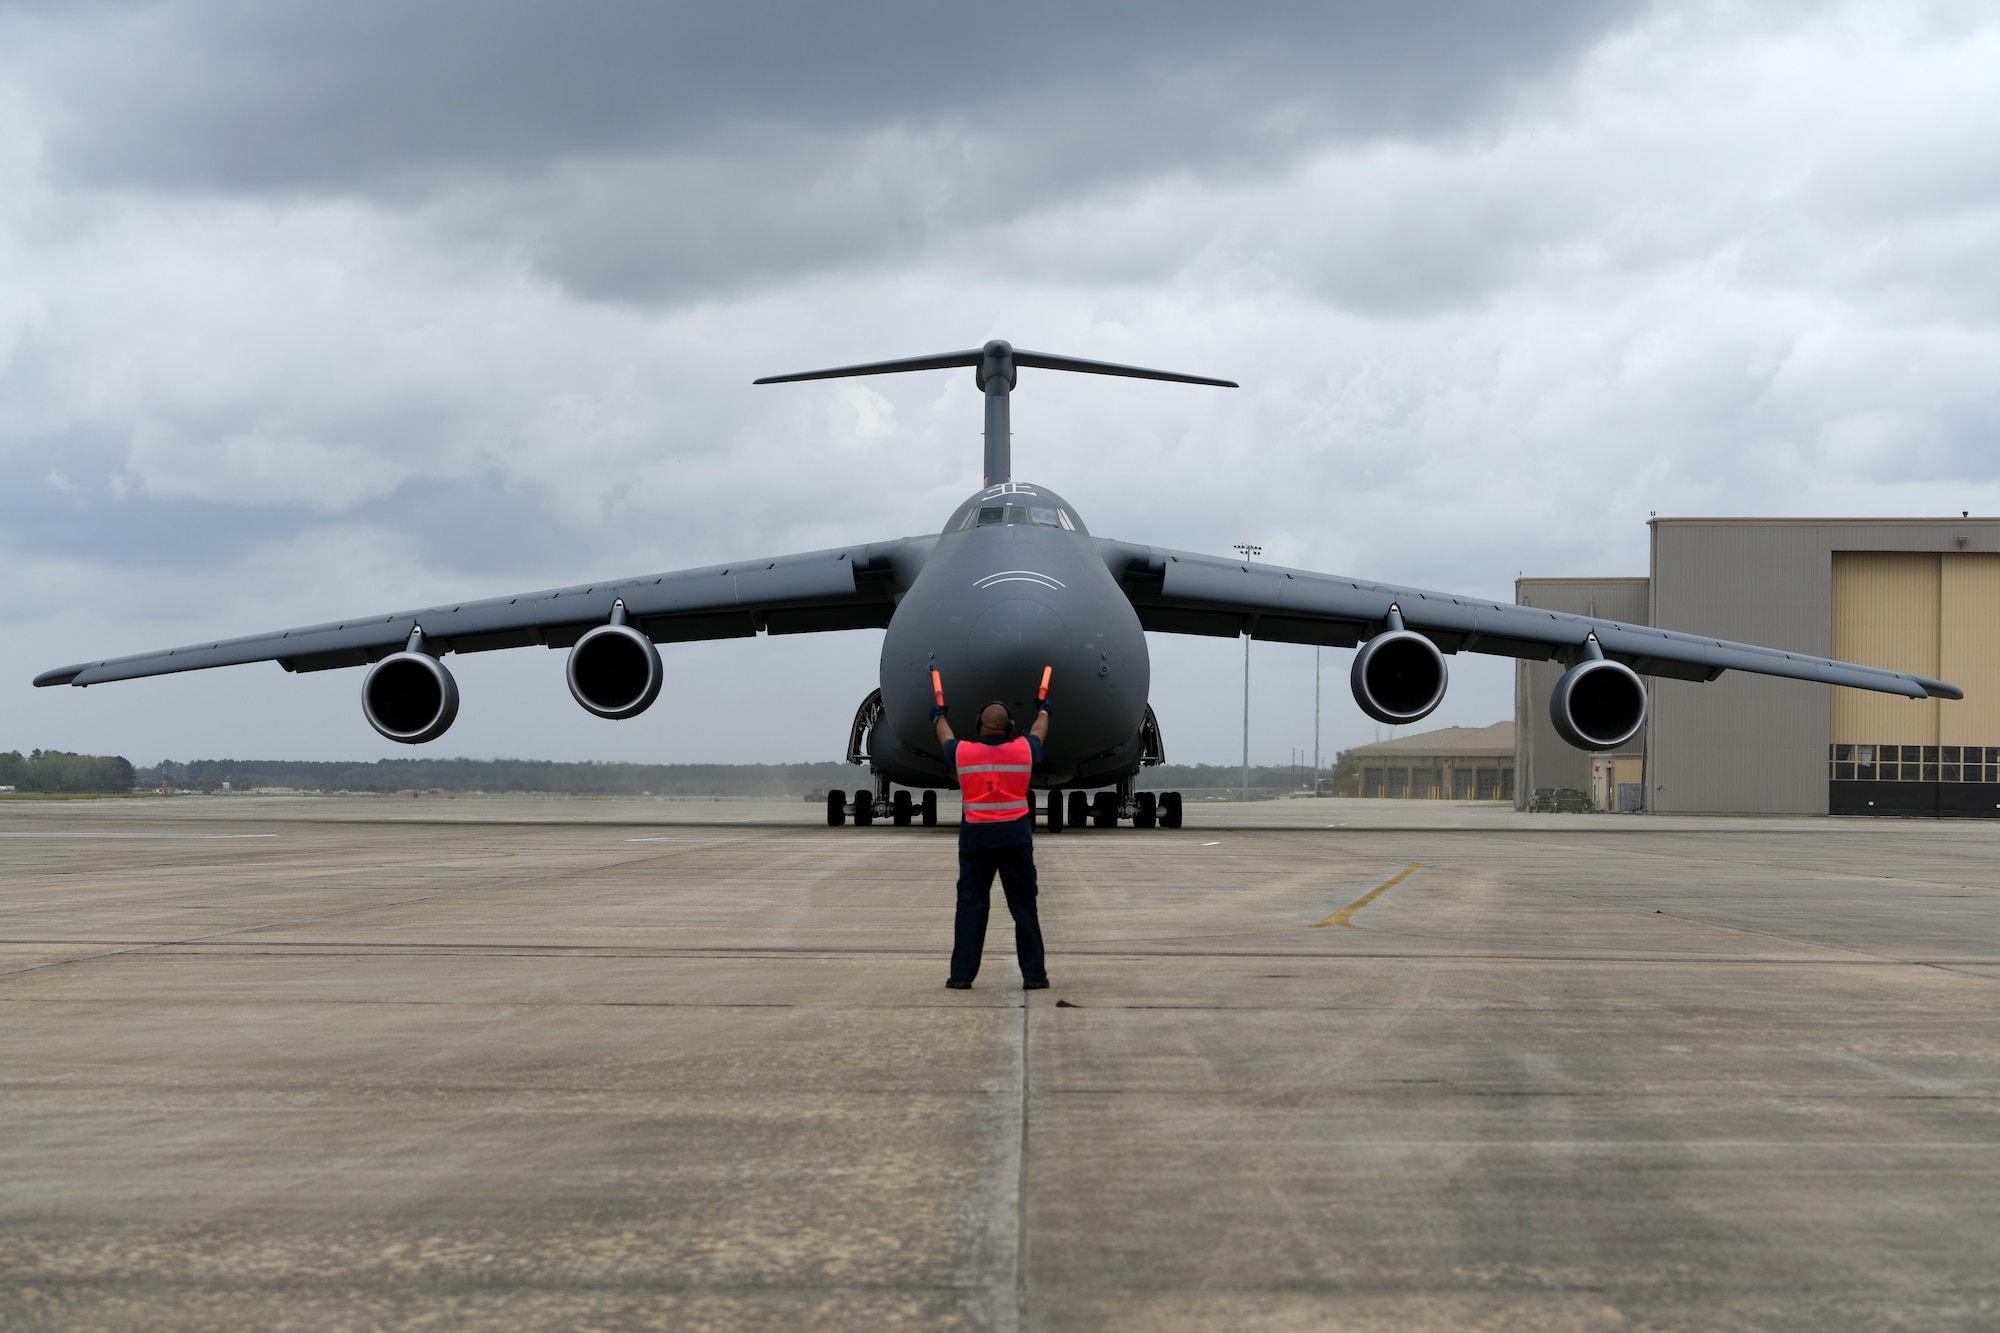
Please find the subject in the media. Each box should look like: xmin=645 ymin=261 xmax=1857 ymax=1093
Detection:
xmin=1351 ymin=627 xmax=1448 ymax=725
xmin=567 ymin=623 xmax=663 ymax=719
xmin=1550 ymin=657 xmax=1648 ymax=751
xmin=362 ymin=652 xmax=460 ymax=744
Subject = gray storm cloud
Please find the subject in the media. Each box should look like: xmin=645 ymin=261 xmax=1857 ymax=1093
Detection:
xmin=2 ymin=0 xmax=1997 ymax=767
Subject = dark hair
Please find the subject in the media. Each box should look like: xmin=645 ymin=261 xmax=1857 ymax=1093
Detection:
xmin=980 ymin=701 xmax=1017 ymax=738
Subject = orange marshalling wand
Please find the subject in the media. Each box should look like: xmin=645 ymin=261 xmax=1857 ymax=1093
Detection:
xmin=1039 ymin=666 xmax=1052 ymax=701
xmin=931 ymin=669 xmax=945 ymax=708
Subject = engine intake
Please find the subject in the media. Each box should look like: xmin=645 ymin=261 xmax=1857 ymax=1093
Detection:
xmin=362 ymin=652 xmax=459 ymax=744
xmin=1550 ymin=656 xmax=1648 ymax=751
xmin=1351 ymin=621 xmax=1448 ymax=725
xmin=567 ymin=622 xmax=663 ymax=719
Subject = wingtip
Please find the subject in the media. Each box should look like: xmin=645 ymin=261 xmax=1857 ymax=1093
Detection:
xmin=33 ymin=666 xmax=84 ymax=688
xmin=1918 ymin=677 xmax=1966 ymax=701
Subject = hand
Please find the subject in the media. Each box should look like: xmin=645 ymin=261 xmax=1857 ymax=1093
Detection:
xmin=930 ymin=704 xmax=949 ymax=720
xmin=1036 ymin=698 xmax=1051 ymax=714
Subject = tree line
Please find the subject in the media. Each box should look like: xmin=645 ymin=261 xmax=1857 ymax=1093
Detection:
xmin=0 ymin=748 xmax=1361 ymax=798
xmin=1140 ymin=749 xmax=1360 ymax=795
xmin=0 ymin=750 xmax=138 ymax=793
xmin=118 ymin=751 xmax=1363 ymax=797
xmin=135 ymin=757 xmax=862 ymax=797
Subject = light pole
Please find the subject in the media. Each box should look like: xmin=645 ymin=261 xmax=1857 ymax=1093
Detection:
xmin=1313 ymin=646 xmax=1321 ymax=796
xmin=1233 ymin=543 xmax=1261 ymax=801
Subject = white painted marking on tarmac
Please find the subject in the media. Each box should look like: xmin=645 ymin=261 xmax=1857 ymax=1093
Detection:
xmin=1200 ymin=841 xmax=1220 ymax=846
xmin=0 ymin=833 xmax=277 ymax=839
xmin=1823 ymin=1051 xmax=1961 ymax=1091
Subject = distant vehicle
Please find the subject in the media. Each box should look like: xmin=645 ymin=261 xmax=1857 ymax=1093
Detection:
xmin=35 ymin=340 xmax=1962 ymax=831
xmin=1529 ymin=787 xmax=1557 ymax=813
xmin=1551 ymin=788 xmax=1592 ymax=814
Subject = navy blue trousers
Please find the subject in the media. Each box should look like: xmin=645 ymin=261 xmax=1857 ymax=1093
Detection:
xmin=951 ymin=843 xmax=1047 ymax=984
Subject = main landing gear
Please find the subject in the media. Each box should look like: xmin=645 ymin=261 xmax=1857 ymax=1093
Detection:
xmin=829 ymin=778 xmax=1182 ymax=831
xmin=1047 ymin=782 xmax=1181 ymax=831
xmin=827 ymin=782 xmax=937 ymax=828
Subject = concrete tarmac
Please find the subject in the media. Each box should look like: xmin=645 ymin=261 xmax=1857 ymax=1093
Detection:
xmin=1 ymin=794 xmax=1996 ymax=1331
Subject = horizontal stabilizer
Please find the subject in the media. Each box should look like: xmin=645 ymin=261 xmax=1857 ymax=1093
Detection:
xmin=754 ymin=350 xmax=985 ymax=384
xmin=755 ymin=340 xmax=1236 ymax=389
xmin=1010 ymin=350 xmax=1236 ymax=388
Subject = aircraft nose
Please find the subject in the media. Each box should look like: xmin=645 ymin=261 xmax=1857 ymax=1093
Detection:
xmin=966 ymin=597 xmax=1069 ymax=701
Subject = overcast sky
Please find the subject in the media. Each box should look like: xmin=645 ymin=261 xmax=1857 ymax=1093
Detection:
xmin=4 ymin=0 xmax=1997 ymax=768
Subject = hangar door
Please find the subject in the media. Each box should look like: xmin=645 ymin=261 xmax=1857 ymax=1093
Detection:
xmin=1829 ymin=552 xmax=2000 ymax=817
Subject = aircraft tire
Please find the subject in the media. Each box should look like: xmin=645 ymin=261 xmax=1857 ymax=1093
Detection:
xmin=854 ymin=795 xmax=874 ymax=826
xmin=922 ymin=790 xmax=938 ymax=827
xmin=1066 ymin=790 xmax=1090 ymax=829
xmin=1134 ymin=791 xmax=1157 ymax=828
xmin=892 ymin=790 xmax=913 ymax=826
xmin=827 ymin=790 xmax=846 ymax=827
xmin=1160 ymin=791 xmax=1183 ymax=829
xmin=1092 ymin=792 xmax=1118 ymax=828
xmin=1046 ymin=790 xmax=1064 ymax=833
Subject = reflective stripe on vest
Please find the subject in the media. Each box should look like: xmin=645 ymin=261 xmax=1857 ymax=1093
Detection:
xmin=956 ymin=736 xmax=1035 ymax=823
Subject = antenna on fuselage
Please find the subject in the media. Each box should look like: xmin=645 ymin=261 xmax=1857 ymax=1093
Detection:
xmin=754 ymin=340 xmax=1236 ymax=488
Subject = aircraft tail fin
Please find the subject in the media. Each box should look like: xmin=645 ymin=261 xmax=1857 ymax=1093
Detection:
xmin=755 ymin=340 xmax=1234 ymax=486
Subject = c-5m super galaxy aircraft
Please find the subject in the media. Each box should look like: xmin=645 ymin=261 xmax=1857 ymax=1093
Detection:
xmin=37 ymin=341 xmax=1962 ymax=830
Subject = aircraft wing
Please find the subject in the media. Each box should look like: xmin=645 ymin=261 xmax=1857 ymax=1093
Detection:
xmin=35 ymin=537 xmax=935 ymax=688
xmin=1095 ymin=540 xmax=1963 ymax=701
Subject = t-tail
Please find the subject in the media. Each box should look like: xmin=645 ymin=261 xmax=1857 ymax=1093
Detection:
xmin=755 ymin=340 xmax=1236 ymax=487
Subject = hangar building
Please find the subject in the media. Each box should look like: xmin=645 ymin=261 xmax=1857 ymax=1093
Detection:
xmin=1349 ymin=723 xmax=1514 ymax=801
xmin=1514 ymin=517 xmax=2000 ymax=817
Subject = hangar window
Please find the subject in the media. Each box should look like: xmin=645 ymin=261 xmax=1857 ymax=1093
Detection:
xmin=977 ymin=507 xmax=1004 ymax=526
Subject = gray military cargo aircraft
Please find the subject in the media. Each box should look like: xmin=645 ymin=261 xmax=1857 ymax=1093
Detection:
xmin=36 ymin=340 xmax=1962 ymax=830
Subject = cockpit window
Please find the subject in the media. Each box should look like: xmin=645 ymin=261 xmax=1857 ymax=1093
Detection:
xmin=967 ymin=503 xmax=1072 ymax=530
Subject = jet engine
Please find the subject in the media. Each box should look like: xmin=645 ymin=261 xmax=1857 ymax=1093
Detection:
xmin=362 ymin=650 xmax=459 ymax=744
xmin=567 ymin=620 xmax=663 ymax=719
xmin=1350 ymin=611 xmax=1448 ymax=725
xmin=1549 ymin=654 xmax=1648 ymax=751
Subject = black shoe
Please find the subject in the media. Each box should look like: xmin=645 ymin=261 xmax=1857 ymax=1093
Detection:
xmin=1023 ymin=978 xmax=1050 ymax=990
xmin=945 ymin=978 xmax=972 ymax=990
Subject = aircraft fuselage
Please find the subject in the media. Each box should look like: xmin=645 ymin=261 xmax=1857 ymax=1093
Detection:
xmin=872 ymin=482 xmax=1151 ymax=790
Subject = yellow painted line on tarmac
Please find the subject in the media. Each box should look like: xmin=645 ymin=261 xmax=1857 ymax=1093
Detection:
xmin=1071 ymin=863 xmax=1423 ymax=945
xmin=1312 ymin=863 xmax=1423 ymax=931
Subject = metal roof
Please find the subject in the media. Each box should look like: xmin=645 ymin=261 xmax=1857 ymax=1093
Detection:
xmin=1348 ymin=721 xmax=1514 ymax=759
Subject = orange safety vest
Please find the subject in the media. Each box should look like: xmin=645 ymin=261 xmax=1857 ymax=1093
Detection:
xmin=955 ymin=736 xmax=1035 ymax=822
